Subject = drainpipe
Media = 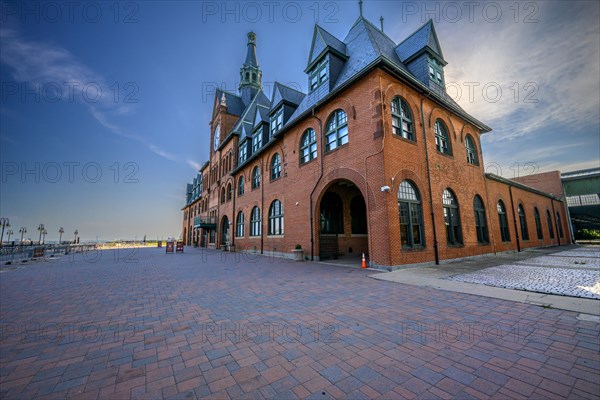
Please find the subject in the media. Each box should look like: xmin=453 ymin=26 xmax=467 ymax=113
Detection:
xmin=508 ymin=185 xmax=521 ymax=252
xmin=309 ymin=107 xmax=324 ymax=261
xmin=260 ymin=158 xmax=264 ymax=254
xmin=420 ymin=95 xmax=439 ymax=265
xmin=551 ymin=200 xmax=561 ymax=246
xmin=362 ymin=74 xmax=388 ymax=266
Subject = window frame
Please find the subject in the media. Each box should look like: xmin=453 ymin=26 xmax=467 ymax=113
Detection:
xmin=252 ymin=130 xmax=262 ymax=153
xmin=268 ymin=200 xmax=284 ymax=236
xmin=236 ymin=211 xmax=245 ymax=238
xmin=325 ymin=109 xmax=349 ymax=152
xmin=391 ymin=97 xmax=415 ymax=141
xmin=250 ymin=207 xmax=261 ymax=237
xmin=398 ymin=181 xmax=424 ymax=248
xmin=429 ymin=57 xmax=444 ymax=85
xmin=534 ymin=207 xmax=543 ymax=239
xmin=238 ymin=143 xmax=247 ymax=164
xmin=300 ymin=128 xmax=317 ymax=164
xmin=238 ymin=176 xmax=245 ymax=196
xmin=251 ymin=166 xmax=260 ymax=189
xmin=465 ymin=135 xmax=479 ymax=165
xmin=309 ymin=57 xmax=328 ymax=91
xmin=518 ymin=204 xmax=529 ymax=241
xmin=270 ymin=107 xmax=283 ymax=136
xmin=546 ymin=210 xmax=555 ymax=239
xmin=443 ymin=189 xmax=463 ymax=245
xmin=434 ymin=120 xmax=452 ymax=155
xmin=497 ymin=201 xmax=511 ymax=242
xmin=271 ymin=153 xmax=281 ymax=181
xmin=473 ymin=195 xmax=489 ymax=244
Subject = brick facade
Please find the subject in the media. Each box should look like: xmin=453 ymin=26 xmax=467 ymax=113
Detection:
xmin=181 ymin=20 xmax=571 ymax=267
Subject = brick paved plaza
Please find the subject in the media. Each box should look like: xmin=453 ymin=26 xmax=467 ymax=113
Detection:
xmin=1 ymin=248 xmax=599 ymax=399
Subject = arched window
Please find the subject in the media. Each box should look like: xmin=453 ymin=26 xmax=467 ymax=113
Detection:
xmin=443 ymin=189 xmax=462 ymax=245
xmin=518 ymin=204 xmax=529 ymax=240
xmin=226 ymin=183 xmax=232 ymax=201
xmin=465 ymin=135 xmax=478 ymax=165
xmin=251 ymin=166 xmax=260 ymax=189
xmin=473 ymin=195 xmax=489 ymax=244
xmin=534 ymin=207 xmax=543 ymax=239
xmin=268 ymin=200 xmax=284 ymax=235
xmin=546 ymin=210 xmax=555 ymax=239
xmin=250 ymin=207 xmax=261 ymax=236
xmin=351 ymin=196 xmax=367 ymax=234
xmin=300 ymin=128 xmax=317 ymax=164
xmin=236 ymin=211 xmax=245 ymax=237
xmin=434 ymin=120 xmax=452 ymax=155
xmin=556 ymin=212 xmax=564 ymax=238
xmin=497 ymin=201 xmax=510 ymax=242
xmin=398 ymin=181 xmax=423 ymax=247
xmin=220 ymin=187 xmax=226 ymax=204
xmin=238 ymin=176 xmax=245 ymax=196
xmin=271 ymin=153 xmax=281 ymax=180
xmin=391 ymin=97 xmax=414 ymax=141
xmin=252 ymin=72 xmax=257 ymax=81
xmin=325 ymin=109 xmax=348 ymax=152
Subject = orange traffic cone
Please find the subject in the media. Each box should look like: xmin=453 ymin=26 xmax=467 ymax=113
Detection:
xmin=361 ymin=253 xmax=367 ymax=268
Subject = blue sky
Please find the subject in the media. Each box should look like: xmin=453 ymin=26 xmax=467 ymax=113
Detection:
xmin=1 ymin=1 xmax=598 ymax=241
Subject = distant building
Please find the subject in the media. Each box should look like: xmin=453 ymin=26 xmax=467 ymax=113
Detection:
xmin=182 ymin=15 xmax=571 ymax=267
xmin=562 ymin=168 xmax=600 ymax=235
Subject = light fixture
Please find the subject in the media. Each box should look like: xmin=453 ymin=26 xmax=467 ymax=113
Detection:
xmin=381 ymin=185 xmax=391 ymax=192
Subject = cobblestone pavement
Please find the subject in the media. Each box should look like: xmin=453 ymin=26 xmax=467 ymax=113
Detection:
xmin=1 ymin=248 xmax=599 ymax=399
xmin=449 ymin=247 xmax=600 ymax=299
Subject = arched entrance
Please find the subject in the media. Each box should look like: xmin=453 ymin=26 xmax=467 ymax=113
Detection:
xmin=318 ymin=180 xmax=368 ymax=260
xmin=221 ymin=216 xmax=230 ymax=247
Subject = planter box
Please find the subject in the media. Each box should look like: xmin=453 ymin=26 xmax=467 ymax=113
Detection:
xmin=292 ymin=249 xmax=304 ymax=261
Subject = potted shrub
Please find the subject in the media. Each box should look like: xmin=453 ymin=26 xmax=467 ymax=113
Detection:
xmin=292 ymin=244 xmax=304 ymax=261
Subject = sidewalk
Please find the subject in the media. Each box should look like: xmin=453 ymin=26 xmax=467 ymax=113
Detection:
xmin=370 ymin=245 xmax=600 ymax=316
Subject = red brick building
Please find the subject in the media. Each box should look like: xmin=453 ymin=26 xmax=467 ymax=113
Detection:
xmin=182 ymin=17 xmax=571 ymax=267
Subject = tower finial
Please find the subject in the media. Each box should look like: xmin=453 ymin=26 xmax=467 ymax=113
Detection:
xmin=359 ymin=0 xmax=363 ymax=17
xmin=380 ymin=16 xmax=384 ymax=32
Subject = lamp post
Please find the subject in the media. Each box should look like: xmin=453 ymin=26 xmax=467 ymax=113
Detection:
xmin=58 ymin=227 xmax=64 ymax=244
xmin=74 ymin=229 xmax=78 ymax=244
xmin=0 ymin=217 xmax=10 ymax=248
xmin=37 ymin=224 xmax=45 ymax=245
xmin=19 ymin=227 xmax=27 ymax=245
xmin=6 ymin=229 xmax=13 ymax=244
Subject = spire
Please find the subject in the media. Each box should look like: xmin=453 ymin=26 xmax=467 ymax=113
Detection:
xmin=380 ymin=16 xmax=384 ymax=32
xmin=244 ymin=31 xmax=258 ymax=67
xmin=239 ymin=31 xmax=262 ymax=105
xmin=359 ymin=0 xmax=363 ymax=17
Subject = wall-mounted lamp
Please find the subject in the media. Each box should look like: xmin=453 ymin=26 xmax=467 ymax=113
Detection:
xmin=381 ymin=185 xmax=391 ymax=192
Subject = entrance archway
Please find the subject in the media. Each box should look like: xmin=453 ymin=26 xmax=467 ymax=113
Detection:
xmin=318 ymin=180 xmax=368 ymax=260
xmin=221 ymin=216 xmax=230 ymax=246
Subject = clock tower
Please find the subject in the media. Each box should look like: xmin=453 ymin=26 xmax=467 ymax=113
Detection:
xmin=239 ymin=31 xmax=262 ymax=106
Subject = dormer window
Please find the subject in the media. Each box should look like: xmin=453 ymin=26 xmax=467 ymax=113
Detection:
xmin=252 ymin=130 xmax=262 ymax=152
xmin=309 ymin=58 xmax=328 ymax=91
xmin=429 ymin=57 xmax=444 ymax=85
xmin=239 ymin=143 xmax=247 ymax=164
xmin=270 ymin=107 xmax=283 ymax=136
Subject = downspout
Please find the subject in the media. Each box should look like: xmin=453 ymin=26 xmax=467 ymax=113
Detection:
xmin=420 ymin=95 xmax=439 ymax=265
xmin=508 ymin=185 xmax=521 ymax=252
xmin=309 ymin=107 xmax=324 ymax=261
xmin=260 ymin=158 xmax=264 ymax=254
xmin=362 ymin=73 xmax=388 ymax=266
xmin=551 ymin=200 xmax=561 ymax=246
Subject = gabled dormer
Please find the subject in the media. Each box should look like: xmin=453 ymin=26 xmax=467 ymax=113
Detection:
xmin=250 ymin=105 xmax=269 ymax=155
xmin=395 ymin=20 xmax=448 ymax=93
xmin=269 ymin=82 xmax=306 ymax=137
xmin=305 ymin=25 xmax=348 ymax=97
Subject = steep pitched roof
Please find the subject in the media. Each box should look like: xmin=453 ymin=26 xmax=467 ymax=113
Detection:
xmin=306 ymin=25 xmax=348 ymax=70
xmin=215 ymin=89 xmax=245 ymax=116
xmin=271 ymin=82 xmax=306 ymax=108
xmin=395 ymin=19 xmax=445 ymax=63
xmin=226 ymin=90 xmax=270 ymax=142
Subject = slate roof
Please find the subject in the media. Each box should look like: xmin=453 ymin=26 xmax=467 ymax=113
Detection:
xmin=306 ymin=25 xmax=348 ymax=70
xmin=215 ymin=89 xmax=245 ymax=116
xmin=396 ymin=20 xmax=445 ymax=63
xmin=219 ymin=90 xmax=270 ymax=148
xmin=271 ymin=82 xmax=306 ymax=108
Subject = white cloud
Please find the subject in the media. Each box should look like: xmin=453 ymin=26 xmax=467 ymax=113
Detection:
xmin=441 ymin=2 xmax=600 ymax=142
xmin=187 ymin=160 xmax=201 ymax=171
xmin=0 ymin=28 xmax=180 ymax=163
